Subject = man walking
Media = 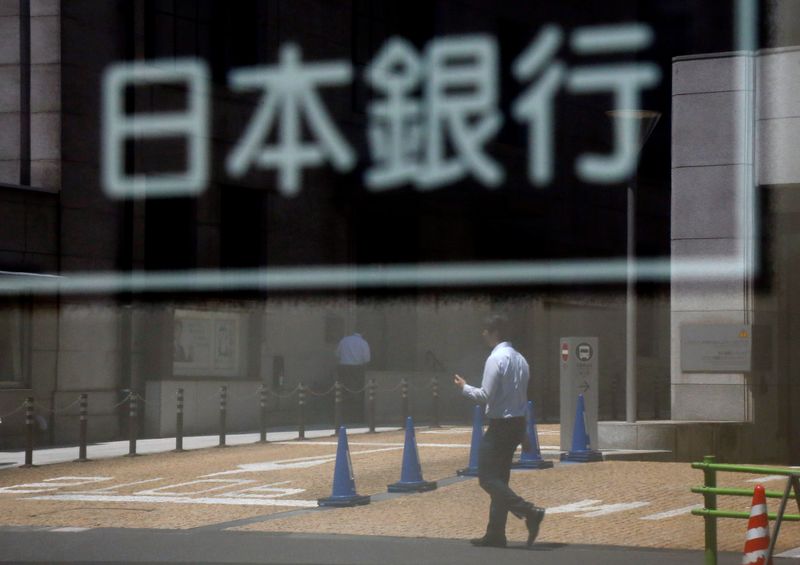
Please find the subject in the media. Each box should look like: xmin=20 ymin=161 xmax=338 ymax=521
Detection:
xmin=453 ymin=314 xmax=545 ymax=548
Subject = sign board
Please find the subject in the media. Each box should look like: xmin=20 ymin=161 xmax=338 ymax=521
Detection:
xmin=173 ymin=309 xmax=244 ymax=377
xmin=559 ymin=337 xmax=599 ymax=451
xmin=680 ymin=324 xmax=752 ymax=372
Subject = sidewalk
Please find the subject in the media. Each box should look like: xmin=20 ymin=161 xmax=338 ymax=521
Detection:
xmin=0 ymin=527 xmax=744 ymax=564
xmin=0 ymin=425 xmax=666 ymax=468
xmin=0 ymin=426 xmax=400 ymax=467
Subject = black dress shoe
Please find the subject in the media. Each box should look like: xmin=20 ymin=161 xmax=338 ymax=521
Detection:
xmin=470 ymin=535 xmax=507 ymax=548
xmin=525 ymin=506 xmax=546 ymax=547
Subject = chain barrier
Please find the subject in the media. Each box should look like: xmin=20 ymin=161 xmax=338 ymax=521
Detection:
xmin=0 ymin=402 xmax=26 ymax=420
xmin=305 ymin=385 xmax=335 ymax=397
xmin=132 ymin=392 xmax=151 ymax=406
xmin=111 ymin=391 xmax=134 ymax=409
xmin=265 ymin=385 xmax=301 ymax=399
xmin=13 ymin=376 xmax=453 ymax=465
xmin=33 ymin=397 xmax=81 ymax=415
xmin=380 ymin=381 xmax=405 ymax=393
xmin=224 ymin=388 xmax=260 ymax=402
xmin=339 ymin=384 xmax=367 ymax=394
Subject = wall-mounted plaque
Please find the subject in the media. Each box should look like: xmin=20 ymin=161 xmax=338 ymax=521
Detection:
xmin=173 ymin=309 xmax=243 ymax=377
xmin=681 ymin=324 xmax=752 ymax=372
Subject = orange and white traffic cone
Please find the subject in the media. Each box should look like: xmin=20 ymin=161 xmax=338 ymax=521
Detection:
xmin=742 ymin=484 xmax=770 ymax=565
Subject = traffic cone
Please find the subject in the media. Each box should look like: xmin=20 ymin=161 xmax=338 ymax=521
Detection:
xmin=560 ymin=394 xmax=603 ymax=463
xmin=457 ymin=405 xmax=483 ymax=476
xmin=742 ymin=484 xmax=770 ymax=565
xmin=317 ymin=426 xmax=371 ymax=507
xmin=513 ymin=400 xmax=554 ymax=470
xmin=388 ymin=417 xmax=437 ymax=492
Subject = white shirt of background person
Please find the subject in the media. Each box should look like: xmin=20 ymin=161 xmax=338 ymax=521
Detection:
xmin=336 ymin=333 xmax=371 ymax=366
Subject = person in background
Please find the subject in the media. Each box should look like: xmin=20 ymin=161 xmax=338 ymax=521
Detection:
xmin=453 ymin=313 xmax=545 ymax=548
xmin=335 ymin=331 xmax=371 ymax=424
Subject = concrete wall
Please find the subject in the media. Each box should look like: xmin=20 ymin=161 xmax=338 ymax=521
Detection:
xmin=671 ymin=54 xmax=753 ymax=421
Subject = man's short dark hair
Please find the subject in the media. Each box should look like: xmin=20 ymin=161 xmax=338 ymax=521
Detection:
xmin=483 ymin=313 xmax=510 ymax=339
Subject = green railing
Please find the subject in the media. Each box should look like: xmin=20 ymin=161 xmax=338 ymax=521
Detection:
xmin=691 ymin=455 xmax=800 ymax=565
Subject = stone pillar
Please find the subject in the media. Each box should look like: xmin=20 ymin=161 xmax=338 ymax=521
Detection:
xmin=670 ymin=53 xmax=754 ymax=421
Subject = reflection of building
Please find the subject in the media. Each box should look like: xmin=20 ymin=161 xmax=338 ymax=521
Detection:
xmin=0 ymin=1 xmax=796 ymax=462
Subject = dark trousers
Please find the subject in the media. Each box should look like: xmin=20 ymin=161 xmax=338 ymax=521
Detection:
xmin=478 ymin=417 xmax=531 ymax=538
xmin=337 ymin=365 xmax=365 ymax=424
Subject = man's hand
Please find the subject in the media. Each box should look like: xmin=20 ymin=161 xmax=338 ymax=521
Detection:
xmin=453 ymin=374 xmax=466 ymax=390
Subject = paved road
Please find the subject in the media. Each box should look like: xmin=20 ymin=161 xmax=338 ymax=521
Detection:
xmin=0 ymin=527 xmax=742 ymax=564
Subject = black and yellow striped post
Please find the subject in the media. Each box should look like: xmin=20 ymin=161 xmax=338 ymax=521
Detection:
xmin=368 ymin=378 xmax=376 ymax=433
xmin=75 ymin=394 xmax=89 ymax=462
xmin=298 ymin=384 xmax=306 ymax=440
xmin=175 ymin=388 xmax=184 ymax=452
xmin=127 ymin=393 xmax=138 ymax=457
xmin=431 ymin=377 xmax=440 ymax=428
xmin=401 ymin=378 xmax=409 ymax=424
xmin=334 ymin=381 xmax=342 ymax=435
xmin=259 ymin=385 xmax=268 ymax=443
xmin=22 ymin=397 xmax=34 ymax=467
xmin=218 ymin=386 xmax=227 ymax=447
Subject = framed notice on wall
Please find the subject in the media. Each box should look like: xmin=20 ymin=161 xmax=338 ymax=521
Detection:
xmin=173 ymin=309 xmax=244 ymax=377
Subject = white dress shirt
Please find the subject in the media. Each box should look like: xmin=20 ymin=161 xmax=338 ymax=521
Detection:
xmin=336 ymin=333 xmax=371 ymax=365
xmin=461 ymin=341 xmax=529 ymax=418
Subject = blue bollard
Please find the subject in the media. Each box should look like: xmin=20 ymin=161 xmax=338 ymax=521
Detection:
xmin=388 ymin=417 xmax=437 ymax=492
xmin=513 ymin=400 xmax=554 ymax=470
xmin=560 ymin=394 xmax=603 ymax=463
xmin=318 ymin=426 xmax=371 ymax=507
xmin=457 ymin=405 xmax=483 ymax=476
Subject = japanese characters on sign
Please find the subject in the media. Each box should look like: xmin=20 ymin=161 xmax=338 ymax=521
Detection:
xmin=102 ymin=23 xmax=660 ymax=199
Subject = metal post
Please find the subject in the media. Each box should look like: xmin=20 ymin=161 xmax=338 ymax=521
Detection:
xmin=368 ymin=378 xmax=376 ymax=433
xmin=218 ymin=385 xmax=227 ymax=447
xmin=175 ymin=388 xmax=184 ymax=452
xmin=23 ymin=397 xmax=34 ymax=467
xmin=432 ymin=377 xmax=440 ymax=428
xmin=702 ymin=455 xmax=717 ymax=565
xmin=259 ymin=385 xmax=268 ymax=443
xmin=766 ymin=475 xmax=800 ymax=564
xmin=334 ymin=381 xmax=342 ymax=435
xmin=401 ymin=378 xmax=409 ymax=424
xmin=127 ymin=393 xmax=138 ymax=457
xmin=75 ymin=394 xmax=89 ymax=462
xmin=626 ymin=181 xmax=637 ymax=424
xmin=298 ymin=384 xmax=306 ymax=440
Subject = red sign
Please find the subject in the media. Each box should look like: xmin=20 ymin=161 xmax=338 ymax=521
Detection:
xmin=561 ymin=342 xmax=569 ymax=362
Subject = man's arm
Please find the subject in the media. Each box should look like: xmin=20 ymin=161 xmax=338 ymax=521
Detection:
xmin=456 ymin=357 xmax=499 ymax=404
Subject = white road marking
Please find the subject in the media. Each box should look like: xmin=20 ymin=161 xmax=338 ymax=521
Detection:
xmin=29 ymin=493 xmax=317 ymax=507
xmin=135 ymin=479 xmax=255 ymax=496
xmin=0 ymin=476 xmax=112 ymax=494
xmin=203 ymin=446 xmax=402 ymax=477
xmin=546 ymin=499 xmax=649 ymax=517
xmin=50 ymin=527 xmax=91 ymax=532
xmin=547 ymin=500 xmax=603 ymax=514
xmin=640 ymin=504 xmax=702 ymax=520
xmin=226 ymin=482 xmax=305 ymax=499
xmin=276 ymin=441 xmax=469 ymax=449
xmin=69 ymin=478 xmax=164 ymax=494
xmin=579 ymin=502 xmax=650 ymax=517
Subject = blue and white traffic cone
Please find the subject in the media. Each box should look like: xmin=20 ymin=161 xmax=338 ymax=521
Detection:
xmin=388 ymin=417 xmax=437 ymax=492
xmin=513 ymin=400 xmax=554 ymax=470
xmin=457 ymin=405 xmax=483 ymax=476
xmin=318 ymin=426 xmax=371 ymax=507
xmin=560 ymin=394 xmax=603 ymax=463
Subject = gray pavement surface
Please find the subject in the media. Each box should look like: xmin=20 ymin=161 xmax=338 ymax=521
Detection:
xmin=0 ymin=527 xmax=742 ymax=564
xmin=0 ymin=428 xmax=401 ymax=467
xmin=0 ymin=426 xmax=665 ymax=468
